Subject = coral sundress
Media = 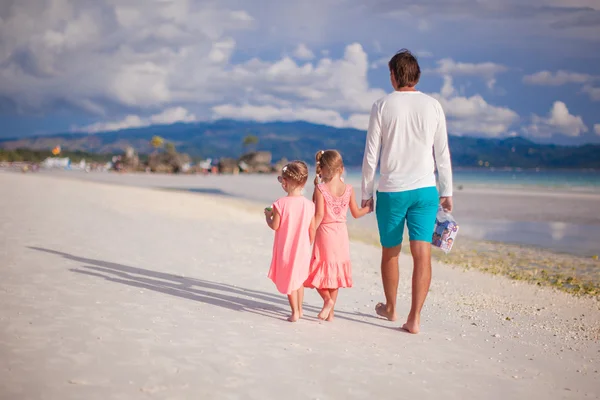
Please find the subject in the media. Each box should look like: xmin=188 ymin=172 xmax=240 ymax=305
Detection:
xmin=304 ymin=183 xmax=353 ymax=289
xmin=268 ymin=196 xmax=315 ymax=295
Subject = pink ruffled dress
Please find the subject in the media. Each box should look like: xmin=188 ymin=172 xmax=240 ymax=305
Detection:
xmin=304 ymin=183 xmax=353 ymax=289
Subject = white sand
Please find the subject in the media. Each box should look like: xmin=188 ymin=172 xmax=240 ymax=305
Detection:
xmin=1 ymin=172 xmax=599 ymax=399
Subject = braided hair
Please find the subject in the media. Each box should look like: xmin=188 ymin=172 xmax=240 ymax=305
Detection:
xmin=282 ymin=160 xmax=309 ymax=187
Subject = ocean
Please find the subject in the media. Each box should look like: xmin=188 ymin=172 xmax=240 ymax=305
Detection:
xmin=342 ymin=168 xmax=600 ymax=192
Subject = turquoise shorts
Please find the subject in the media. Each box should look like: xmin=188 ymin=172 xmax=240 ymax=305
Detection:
xmin=376 ymin=187 xmax=439 ymax=248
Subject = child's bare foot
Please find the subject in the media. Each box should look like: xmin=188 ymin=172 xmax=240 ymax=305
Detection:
xmin=287 ymin=313 xmax=300 ymax=322
xmin=401 ymin=319 xmax=420 ymax=334
xmin=325 ymin=309 xmax=334 ymax=321
xmin=375 ymin=302 xmax=397 ymax=321
xmin=318 ymin=299 xmax=334 ymax=320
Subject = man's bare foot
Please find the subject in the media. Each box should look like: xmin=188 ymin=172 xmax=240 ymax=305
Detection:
xmin=287 ymin=313 xmax=300 ymax=322
xmin=318 ymin=299 xmax=334 ymax=320
xmin=375 ymin=302 xmax=397 ymax=321
xmin=325 ymin=309 xmax=334 ymax=321
xmin=401 ymin=320 xmax=419 ymax=334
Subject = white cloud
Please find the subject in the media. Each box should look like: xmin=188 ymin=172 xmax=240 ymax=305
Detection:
xmin=370 ymin=57 xmax=388 ymax=69
xmin=74 ymin=107 xmax=196 ymax=134
xmin=373 ymin=40 xmax=382 ymax=53
xmin=582 ymin=85 xmax=600 ymax=101
xmin=1 ymin=0 xmax=596 ymax=144
xmin=212 ymin=104 xmax=368 ymax=130
xmin=0 ymin=0 xmax=387 ymax=131
xmin=150 ymin=107 xmax=197 ymax=125
xmin=523 ymin=70 xmax=600 ymax=101
xmin=293 ymin=44 xmax=315 ymax=60
xmin=221 ymin=43 xmax=386 ymax=114
xmin=416 ymin=50 xmax=434 ymax=58
xmin=0 ymin=0 xmax=254 ymax=115
xmin=431 ymin=58 xmax=508 ymax=89
xmin=417 ymin=20 xmax=431 ymax=31
xmin=524 ymin=101 xmax=588 ymax=137
xmin=523 ymin=70 xmax=597 ymax=86
xmin=432 ymin=76 xmax=519 ymax=137
xmin=594 ymin=124 xmax=600 ymax=135
xmin=379 ymin=1 xmax=600 ymax=41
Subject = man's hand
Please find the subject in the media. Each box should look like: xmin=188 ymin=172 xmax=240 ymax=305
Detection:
xmin=361 ymin=199 xmax=374 ymax=213
xmin=439 ymin=196 xmax=453 ymax=212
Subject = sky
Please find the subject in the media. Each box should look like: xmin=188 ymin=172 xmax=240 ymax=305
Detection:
xmin=0 ymin=0 xmax=599 ymax=145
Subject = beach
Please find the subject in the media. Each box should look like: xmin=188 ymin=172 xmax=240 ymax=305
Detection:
xmin=1 ymin=171 xmax=599 ymax=399
xmin=24 ymin=169 xmax=600 ymax=294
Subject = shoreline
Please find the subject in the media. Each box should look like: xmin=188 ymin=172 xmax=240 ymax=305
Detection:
xmin=5 ymin=167 xmax=600 ymax=197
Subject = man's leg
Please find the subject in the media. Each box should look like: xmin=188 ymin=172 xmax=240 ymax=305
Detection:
xmin=375 ymin=244 xmax=402 ymax=321
xmin=402 ymin=241 xmax=432 ymax=333
xmin=374 ymin=191 xmax=406 ymax=322
xmin=402 ymin=187 xmax=438 ymax=334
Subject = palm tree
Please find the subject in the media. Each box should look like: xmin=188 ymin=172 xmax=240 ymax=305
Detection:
xmin=242 ymin=135 xmax=259 ymax=152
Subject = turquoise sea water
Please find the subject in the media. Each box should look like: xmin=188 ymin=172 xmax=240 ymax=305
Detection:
xmin=343 ymin=168 xmax=600 ymax=191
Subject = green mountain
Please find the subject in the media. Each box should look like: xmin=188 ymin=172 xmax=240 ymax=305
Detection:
xmin=1 ymin=120 xmax=599 ymax=168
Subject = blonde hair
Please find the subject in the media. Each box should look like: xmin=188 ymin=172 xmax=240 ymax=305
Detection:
xmin=282 ymin=160 xmax=309 ymax=187
xmin=314 ymin=150 xmax=344 ymax=185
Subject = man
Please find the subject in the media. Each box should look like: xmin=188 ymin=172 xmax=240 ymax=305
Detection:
xmin=361 ymin=49 xmax=453 ymax=334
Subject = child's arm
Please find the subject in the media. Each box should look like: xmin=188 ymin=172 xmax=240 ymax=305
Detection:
xmin=309 ymin=216 xmax=316 ymax=245
xmin=313 ymin=188 xmax=325 ymax=228
xmin=349 ymin=188 xmax=371 ymax=218
xmin=264 ymin=207 xmax=281 ymax=231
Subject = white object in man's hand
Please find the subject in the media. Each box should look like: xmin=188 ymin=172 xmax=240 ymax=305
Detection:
xmin=439 ymin=197 xmax=453 ymax=212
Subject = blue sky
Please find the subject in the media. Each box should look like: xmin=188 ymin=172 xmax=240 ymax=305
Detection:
xmin=1 ymin=0 xmax=599 ymax=144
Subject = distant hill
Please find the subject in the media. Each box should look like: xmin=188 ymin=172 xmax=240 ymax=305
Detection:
xmin=1 ymin=120 xmax=599 ymax=169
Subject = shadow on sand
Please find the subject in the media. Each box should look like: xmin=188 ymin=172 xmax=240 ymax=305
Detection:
xmin=30 ymin=247 xmax=389 ymax=328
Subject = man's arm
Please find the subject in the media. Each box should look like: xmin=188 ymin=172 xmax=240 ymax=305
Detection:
xmin=361 ymin=102 xmax=382 ymax=205
xmin=433 ymin=102 xmax=453 ymax=211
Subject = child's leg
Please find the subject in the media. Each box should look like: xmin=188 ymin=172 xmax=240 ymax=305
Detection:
xmin=287 ymin=290 xmax=300 ymax=322
xmin=298 ymin=286 xmax=305 ymax=318
xmin=316 ymin=289 xmax=334 ymax=320
xmin=326 ymin=289 xmax=339 ymax=321
xmin=316 ymin=288 xmax=331 ymax=302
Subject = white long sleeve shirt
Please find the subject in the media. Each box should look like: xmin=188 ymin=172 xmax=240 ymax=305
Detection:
xmin=361 ymin=91 xmax=453 ymax=200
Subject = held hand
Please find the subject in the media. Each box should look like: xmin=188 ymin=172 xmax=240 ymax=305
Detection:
xmin=264 ymin=209 xmax=273 ymax=218
xmin=439 ymin=196 xmax=453 ymax=213
xmin=361 ymin=199 xmax=374 ymax=213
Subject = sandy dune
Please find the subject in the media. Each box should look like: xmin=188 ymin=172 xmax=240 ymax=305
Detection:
xmin=1 ymin=172 xmax=598 ymax=399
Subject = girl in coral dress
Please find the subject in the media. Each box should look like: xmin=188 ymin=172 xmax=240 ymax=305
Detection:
xmin=305 ymin=150 xmax=371 ymax=321
xmin=265 ymin=161 xmax=315 ymax=322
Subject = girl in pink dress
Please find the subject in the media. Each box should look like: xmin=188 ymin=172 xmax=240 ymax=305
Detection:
xmin=305 ymin=150 xmax=371 ymax=321
xmin=265 ymin=161 xmax=315 ymax=322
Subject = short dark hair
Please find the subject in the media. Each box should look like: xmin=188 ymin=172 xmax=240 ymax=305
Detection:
xmin=388 ymin=49 xmax=420 ymax=88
